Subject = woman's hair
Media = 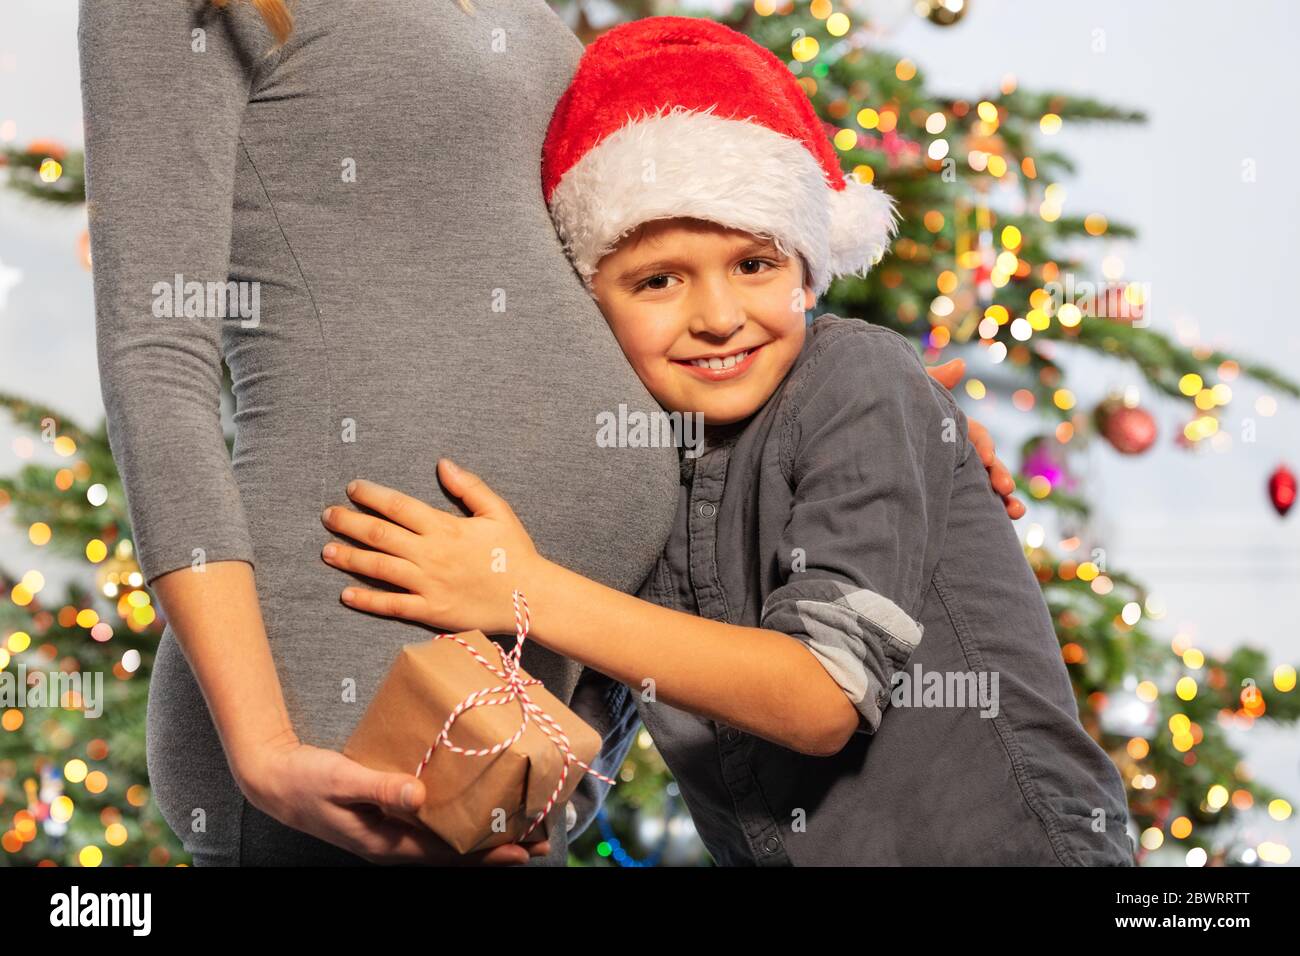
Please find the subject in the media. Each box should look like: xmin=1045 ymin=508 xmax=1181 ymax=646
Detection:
xmin=210 ymin=0 xmax=474 ymax=44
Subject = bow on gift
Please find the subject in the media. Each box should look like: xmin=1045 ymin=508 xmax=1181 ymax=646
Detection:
xmin=416 ymin=590 xmax=619 ymax=840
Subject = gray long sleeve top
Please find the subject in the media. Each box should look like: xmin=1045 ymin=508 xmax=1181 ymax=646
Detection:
xmin=78 ymin=0 xmax=677 ymax=864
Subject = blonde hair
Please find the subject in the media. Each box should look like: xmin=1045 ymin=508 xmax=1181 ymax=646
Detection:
xmin=210 ymin=0 xmax=474 ymax=45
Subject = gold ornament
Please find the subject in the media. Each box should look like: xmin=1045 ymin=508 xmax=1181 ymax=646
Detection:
xmin=919 ymin=0 xmax=969 ymax=27
xmin=95 ymin=551 xmax=141 ymax=599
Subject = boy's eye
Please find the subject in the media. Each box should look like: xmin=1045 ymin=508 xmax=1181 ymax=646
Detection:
xmin=633 ymin=258 xmax=779 ymax=291
xmin=636 ymin=274 xmax=678 ymax=292
xmin=737 ymin=258 xmax=776 ymax=275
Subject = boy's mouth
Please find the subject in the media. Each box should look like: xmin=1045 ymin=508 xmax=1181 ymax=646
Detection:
xmin=670 ymin=342 xmax=766 ymax=381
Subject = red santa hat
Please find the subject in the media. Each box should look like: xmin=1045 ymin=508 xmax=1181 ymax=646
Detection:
xmin=541 ymin=16 xmax=898 ymax=298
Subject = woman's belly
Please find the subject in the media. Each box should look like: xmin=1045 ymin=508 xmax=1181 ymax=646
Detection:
xmin=218 ymin=276 xmax=678 ymax=751
xmin=215 ymin=19 xmax=682 ymax=745
xmin=141 ymin=0 xmax=677 ymax=853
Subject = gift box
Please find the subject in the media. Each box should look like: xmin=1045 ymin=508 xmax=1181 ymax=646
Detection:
xmin=343 ymin=627 xmax=605 ymax=854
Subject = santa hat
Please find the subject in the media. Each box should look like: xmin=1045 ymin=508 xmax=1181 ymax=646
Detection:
xmin=541 ymin=16 xmax=898 ymax=298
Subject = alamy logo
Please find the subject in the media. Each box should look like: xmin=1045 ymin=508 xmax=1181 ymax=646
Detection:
xmin=596 ymin=403 xmax=705 ymax=458
xmin=151 ymin=273 xmax=260 ymax=328
xmin=49 ymin=886 xmax=151 ymax=936
xmin=0 ymin=665 xmax=103 ymax=717
xmin=1043 ymin=272 xmax=1150 ymax=326
xmin=890 ymin=663 xmax=1000 ymax=718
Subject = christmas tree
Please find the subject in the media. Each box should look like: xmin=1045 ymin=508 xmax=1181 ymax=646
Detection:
xmin=0 ymin=389 xmax=185 ymax=865
xmin=2 ymin=1 xmax=1297 ymax=867
xmin=554 ymin=0 xmax=1300 ymax=867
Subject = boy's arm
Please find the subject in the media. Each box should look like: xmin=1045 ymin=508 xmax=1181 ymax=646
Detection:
xmin=321 ymin=326 xmax=965 ymax=756
xmin=517 ymin=559 xmax=862 ymax=757
xmin=519 ymin=328 xmax=964 ymax=750
xmin=760 ymin=325 xmax=969 ymax=734
xmin=321 ymin=479 xmax=858 ymax=754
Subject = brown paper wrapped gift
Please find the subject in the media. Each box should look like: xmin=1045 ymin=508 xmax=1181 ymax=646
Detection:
xmin=343 ymin=629 xmax=603 ymax=854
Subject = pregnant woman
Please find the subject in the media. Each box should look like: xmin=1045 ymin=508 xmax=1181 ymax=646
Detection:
xmin=79 ymin=0 xmax=1019 ymax=866
xmin=78 ymin=0 xmax=684 ymax=866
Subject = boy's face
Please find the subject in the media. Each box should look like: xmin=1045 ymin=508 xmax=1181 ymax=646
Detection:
xmin=591 ymin=218 xmax=814 ymax=426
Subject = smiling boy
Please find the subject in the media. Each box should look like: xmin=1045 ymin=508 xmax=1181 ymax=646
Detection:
xmin=321 ymin=17 xmax=1134 ymax=865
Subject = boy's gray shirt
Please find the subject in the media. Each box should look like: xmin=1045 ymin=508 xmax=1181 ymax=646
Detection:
xmin=580 ymin=315 xmax=1135 ymax=866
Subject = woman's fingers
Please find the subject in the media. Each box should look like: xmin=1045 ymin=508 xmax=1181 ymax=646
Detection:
xmin=326 ymin=758 xmax=423 ymax=816
xmin=256 ymin=744 xmax=536 ymax=866
xmin=345 ymin=479 xmax=451 ymax=535
xmin=322 ymin=540 xmax=425 ymax=591
xmin=321 ymin=761 xmax=536 ymax=865
xmin=329 ymin=805 xmax=433 ymax=861
xmin=284 ymin=756 xmax=439 ymax=862
xmin=925 ymin=357 xmax=965 ymax=391
xmin=317 ymin=759 xmax=520 ymax=863
xmin=463 ymin=842 xmax=545 ymax=866
xmin=340 ymin=585 xmax=431 ymax=623
xmin=921 ymin=365 xmax=1027 ymax=521
xmin=322 ymin=504 xmax=425 ymax=560
xmin=329 ymin=803 xmax=522 ymax=865
xmin=966 ymin=417 xmax=995 ymax=467
xmin=984 ymin=454 xmax=1012 ymax=494
xmin=965 ymin=417 xmax=1027 ymax=519
xmin=985 ymin=456 xmax=1027 ymax=517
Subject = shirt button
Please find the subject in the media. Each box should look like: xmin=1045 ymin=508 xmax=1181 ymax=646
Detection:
xmin=723 ymin=728 xmax=739 ymax=743
xmin=763 ymin=836 xmax=781 ymax=853
xmin=699 ymin=502 xmax=716 ymax=518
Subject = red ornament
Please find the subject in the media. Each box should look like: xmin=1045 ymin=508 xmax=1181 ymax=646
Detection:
xmin=25 ymin=138 xmax=67 ymax=162
xmin=1269 ymin=463 xmax=1296 ymax=517
xmin=1096 ymin=398 xmax=1157 ymax=455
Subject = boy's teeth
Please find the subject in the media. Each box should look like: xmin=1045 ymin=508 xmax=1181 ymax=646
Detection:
xmin=691 ymin=349 xmax=748 ymax=370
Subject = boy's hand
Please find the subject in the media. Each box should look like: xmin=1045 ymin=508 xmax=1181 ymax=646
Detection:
xmin=925 ymin=358 xmax=1026 ymax=520
xmin=320 ymin=460 xmax=538 ymax=634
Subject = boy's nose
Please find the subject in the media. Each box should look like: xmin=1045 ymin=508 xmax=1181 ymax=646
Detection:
xmin=686 ymin=279 xmax=747 ymax=338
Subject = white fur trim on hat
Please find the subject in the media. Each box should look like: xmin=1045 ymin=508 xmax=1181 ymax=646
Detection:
xmin=828 ymin=173 xmax=900 ymax=281
xmin=547 ymin=105 xmax=897 ymax=298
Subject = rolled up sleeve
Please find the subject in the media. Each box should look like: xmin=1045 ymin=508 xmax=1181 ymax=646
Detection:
xmin=759 ymin=324 xmax=969 ymax=733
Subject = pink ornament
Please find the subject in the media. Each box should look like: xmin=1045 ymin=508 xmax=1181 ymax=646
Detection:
xmin=1098 ymin=400 xmax=1157 ymax=455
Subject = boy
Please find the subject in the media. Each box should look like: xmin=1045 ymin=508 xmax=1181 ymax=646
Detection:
xmin=321 ymin=17 xmax=1134 ymax=865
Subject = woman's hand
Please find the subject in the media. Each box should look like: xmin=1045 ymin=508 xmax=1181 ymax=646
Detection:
xmin=236 ymin=729 xmax=550 ymax=865
xmin=320 ymin=459 xmax=537 ymax=635
xmin=925 ymin=358 xmax=1026 ymax=520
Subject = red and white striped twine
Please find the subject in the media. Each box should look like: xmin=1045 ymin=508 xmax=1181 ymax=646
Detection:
xmin=415 ymin=589 xmax=618 ymax=840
